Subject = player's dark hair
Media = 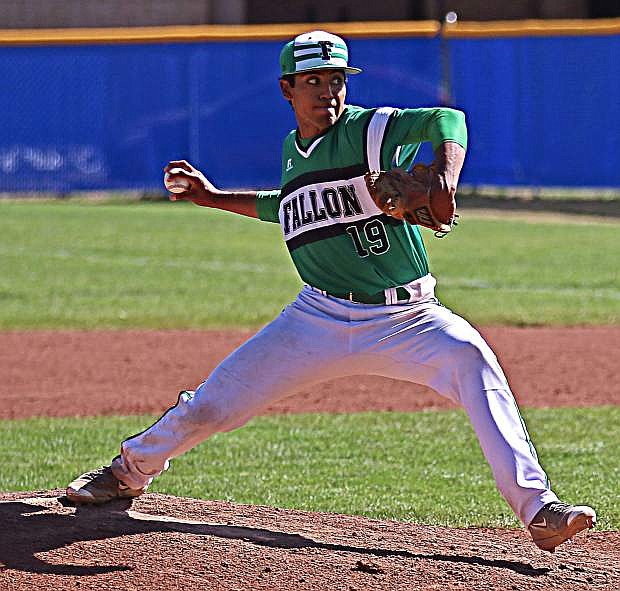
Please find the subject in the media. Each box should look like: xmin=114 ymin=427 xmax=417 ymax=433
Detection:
xmin=281 ymin=74 xmax=296 ymax=87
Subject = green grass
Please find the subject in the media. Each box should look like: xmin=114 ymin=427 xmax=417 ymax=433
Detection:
xmin=0 ymin=200 xmax=618 ymax=328
xmin=0 ymin=200 xmax=297 ymax=329
xmin=427 ymin=214 xmax=620 ymax=325
xmin=2 ymin=408 xmax=618 ymax=530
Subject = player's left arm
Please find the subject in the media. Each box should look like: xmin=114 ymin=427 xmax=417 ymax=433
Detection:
xmin=431 ymin=139 xmax=466 ymax=208
xmin=385 ymin=107 xmax=467 ymax=207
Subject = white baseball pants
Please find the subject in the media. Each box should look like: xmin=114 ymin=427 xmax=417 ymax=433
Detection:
xmin=113 ymin=278 xmax=558 ymax=526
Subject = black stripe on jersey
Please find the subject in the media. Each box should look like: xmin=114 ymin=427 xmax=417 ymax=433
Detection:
xmin=380 ymin=110 xmax=397 ymax=171
xmin=285 ymin=213 xmax=402 ymax=252
xmin=362 ymin=108 xmax=377 ymax=173
xmin=280 ymin=164 xmax=367 ymax=198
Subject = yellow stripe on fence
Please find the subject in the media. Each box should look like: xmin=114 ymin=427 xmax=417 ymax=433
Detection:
xmin=0 ymin=21 xmax=439 ymax=46
xmin=443 ymin=17 xmax=620 ymax=38
xmin=0 ymin=18 xmax=618 ymax=46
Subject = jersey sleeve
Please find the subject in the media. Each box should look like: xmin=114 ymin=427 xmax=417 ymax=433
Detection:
xmin=255 ymin=190 xmax=282 ymax=223
xmin=381 ymin=108 xmax=467 ymax=169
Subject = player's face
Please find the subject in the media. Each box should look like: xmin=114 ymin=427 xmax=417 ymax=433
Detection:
xmin=280 ymin=70 xmax=347 ymax=138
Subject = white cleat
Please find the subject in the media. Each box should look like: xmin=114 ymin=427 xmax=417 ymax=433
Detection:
xmin=528 ymin=502 xmax=596 ymax=552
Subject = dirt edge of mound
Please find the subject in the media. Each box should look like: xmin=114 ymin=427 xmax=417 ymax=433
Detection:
xmin=0 ymin=491 xmax=617 ymax=591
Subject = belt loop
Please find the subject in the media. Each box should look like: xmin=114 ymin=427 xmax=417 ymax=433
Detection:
xmin=384 ymin=287 xmax=396 ymax=305
xmin=349 ymin=292 xmax=353 ymax=302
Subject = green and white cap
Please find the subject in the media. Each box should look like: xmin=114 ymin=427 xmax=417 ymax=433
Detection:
xmin=280 ymin=30 xmax=362 ymax=77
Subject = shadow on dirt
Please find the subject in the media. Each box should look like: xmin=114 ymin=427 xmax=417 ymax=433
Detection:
xmin=0 ymin=496 xmax=550 ymax=578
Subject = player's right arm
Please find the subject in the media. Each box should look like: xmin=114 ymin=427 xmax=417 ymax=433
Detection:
xmin=164 ymin=160 xmax=280 ymax=220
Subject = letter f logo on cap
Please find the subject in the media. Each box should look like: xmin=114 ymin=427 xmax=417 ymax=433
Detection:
xmin=318 ymin=40 xmax=334 ymax=60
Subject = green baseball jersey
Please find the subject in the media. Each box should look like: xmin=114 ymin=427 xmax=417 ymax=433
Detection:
xmin=256 ymin=105 xmax=467 ymax=295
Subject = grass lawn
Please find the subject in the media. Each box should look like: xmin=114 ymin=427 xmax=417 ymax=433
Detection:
xmin=0 ymin=200 xmax=618 ymax=328
xmin=1 ymin=200 xmax=617 ymax=532
xmin=2 ymin=407 xmax=618 ymax=530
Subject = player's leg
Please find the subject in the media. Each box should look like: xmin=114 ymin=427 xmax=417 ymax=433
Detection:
xmin=67 ymin=289 xmax=352 ymax=502
xmin=356 ymin=301 xmax=586 ymax=532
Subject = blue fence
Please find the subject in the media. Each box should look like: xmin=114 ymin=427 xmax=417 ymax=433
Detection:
xmin=1 ymin=33 xmax=618 ymax=192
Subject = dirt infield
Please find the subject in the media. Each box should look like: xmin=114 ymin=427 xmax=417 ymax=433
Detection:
xmin=2 ymin=327 xmax=619 ymax=590
xmin=1 ymin=491 xmax=618 ymax=591
xmin=1 ymin=326 xmax=619 ymax=419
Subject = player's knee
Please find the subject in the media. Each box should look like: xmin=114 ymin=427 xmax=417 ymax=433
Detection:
xmin=450 ymin=338 xmax=491 ymax=372
xmin=448 ymin=336 xmax=508 ymax=394
xmin=187 ymin=398 xmax=230 ymax=431
xmin=187 ymin=386 xmax=238 ymax=432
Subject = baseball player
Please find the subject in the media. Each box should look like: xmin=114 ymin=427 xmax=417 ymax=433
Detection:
xmin=67 ymin=30 xmax=595 ymax=552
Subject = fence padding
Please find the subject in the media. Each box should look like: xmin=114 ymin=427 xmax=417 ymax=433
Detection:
xmin=0 ymin=33 xmax=618 ymax=192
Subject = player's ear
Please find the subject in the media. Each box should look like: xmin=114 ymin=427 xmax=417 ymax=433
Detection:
xmin=279 ymin=78 xmax=294 ymax=101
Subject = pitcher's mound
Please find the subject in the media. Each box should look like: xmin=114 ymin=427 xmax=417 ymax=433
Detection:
xmin=1 ymin=490 xmax=617 ymax=590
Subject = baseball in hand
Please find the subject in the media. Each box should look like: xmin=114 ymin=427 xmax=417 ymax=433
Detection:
xmin=164 ymin=168 xmax=191 ymax=194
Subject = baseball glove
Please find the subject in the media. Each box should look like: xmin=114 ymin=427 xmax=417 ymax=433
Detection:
xmin=365 ymin=163 xmax=457 ymax=235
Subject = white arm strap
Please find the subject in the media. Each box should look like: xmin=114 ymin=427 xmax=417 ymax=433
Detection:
xmin=365 ymin=107 xmax=396 ymax=172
